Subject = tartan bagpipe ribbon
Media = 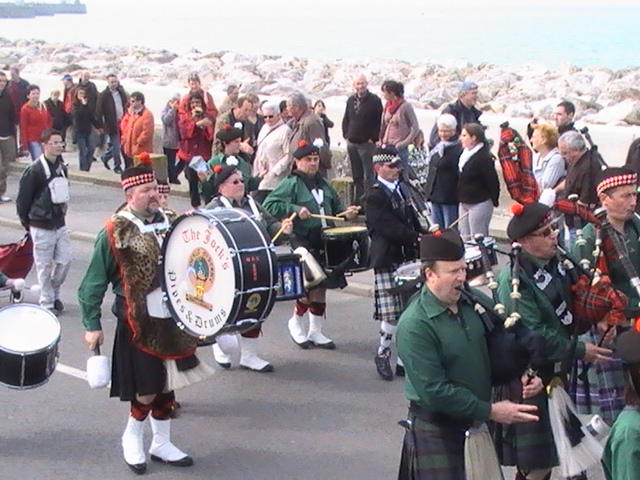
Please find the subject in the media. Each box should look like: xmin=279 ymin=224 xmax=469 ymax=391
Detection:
xmin=570 ymin=273 xmax=628 ymax=334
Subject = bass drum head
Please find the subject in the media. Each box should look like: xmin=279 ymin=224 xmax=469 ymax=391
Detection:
xmin=160 ymin=208 xmax=277 ymax=343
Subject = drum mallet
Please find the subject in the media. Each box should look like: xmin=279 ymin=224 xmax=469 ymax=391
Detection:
xmin=447 ymin=210 xmax=471 ymax=230
xmin=309 ymin=213 xmax=345 ymax=222
xmin=271 ymin=212 xmax=297 ymax=244
xmin=336 ymin=206 xmax=362 ymax=218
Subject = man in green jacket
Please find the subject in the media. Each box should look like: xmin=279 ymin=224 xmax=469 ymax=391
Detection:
xmin=263 ymin=140 xmax=358 ymax=349
xmin=497 ymin=201 xmax=613 ymax=480
xmin=396 ymin=228 xmax=542 ymax=480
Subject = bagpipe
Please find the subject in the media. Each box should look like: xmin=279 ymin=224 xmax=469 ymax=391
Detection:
xmin=580 ymin=126 xmax=608 ymax=169
xmin=457 ymin=240 xmax=546 ymax=387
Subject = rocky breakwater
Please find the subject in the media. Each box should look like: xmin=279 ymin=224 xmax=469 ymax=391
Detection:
xmin=1 ymin=38 xmax=640 ymax=126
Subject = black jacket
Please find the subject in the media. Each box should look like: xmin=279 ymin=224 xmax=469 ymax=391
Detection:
xmin=428 ymin=100 xmax=482 ymax=148
xmin=0 ymin=86 xmax=17 ymax=137
xmin=364 ymin=182 xmax=421 ymax=269
xmin=16 ymin=155 xmax=68 ymax=230
xmin=424 ymin=141 xmax=463 ymax=204
xmin=72 ymin=102 xmax=97 ymax=135
xmin=96 ymin=85 xmax=127 ymax=135
xmin=456 ymin=145 xmax=500 ymax=206
xmin=341 ymin=91 xmax=383 ymax=144
xmin=44 ymin=98 xmax=69 ymax=132
xmin=78 ymin=80 xmax=99 ymax=112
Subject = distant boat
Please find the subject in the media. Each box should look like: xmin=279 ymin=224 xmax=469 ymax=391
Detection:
xmin=0 ymin=1 xmax=86 ymax=18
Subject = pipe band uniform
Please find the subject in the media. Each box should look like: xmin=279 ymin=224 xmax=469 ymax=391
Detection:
xmin=570 ymin=167 xmax=638 ymax=427
xmin=364 ymin=145 xmax=425 ymax=381
xmin=396 ymin=228 xmax=543 ymax=480
xmin=78 ymin=164 xmax=214 ymax=474
xmin=263 ymin=139 xmax=360 ymax=350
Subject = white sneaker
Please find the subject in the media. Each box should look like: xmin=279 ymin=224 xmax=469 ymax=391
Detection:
xmin=0 ymin=196 xmax=11 ymax=203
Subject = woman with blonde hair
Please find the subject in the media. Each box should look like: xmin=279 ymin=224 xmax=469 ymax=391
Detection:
xmin=530 ymin=122 xmax=565 ymax=190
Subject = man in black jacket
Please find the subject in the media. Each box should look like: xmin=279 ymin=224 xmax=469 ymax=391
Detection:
xmin=428 ymin=81 xmax=482 ymax=148
xmin=342 ymin=75 xmax=383 ymax=206
xmin=16 ymin=129 xmax=72 ymax=312
xmin=364 ymin=146 xmax=423 ymax=380
xmin=96 ymin=74 xmax=127 ymax=173
xmin=0 ymin=71 xmax=17 ymax=202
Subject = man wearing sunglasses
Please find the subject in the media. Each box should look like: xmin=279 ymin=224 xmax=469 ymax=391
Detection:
xmin=204 ymin=165 xmax=293 ymax=373
xmin=364 ymin=145 xmax=424 ymax=381
xmin=495 ymin=201 xmax=614 ymax=480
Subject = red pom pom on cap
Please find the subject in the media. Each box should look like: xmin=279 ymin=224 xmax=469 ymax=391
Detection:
xmin=138 ymin=152 xmax=151 ymax=165
xmin=433 ymin=230 xmax=442 ymax=237
xmin=223 ymin=124 xmax=231 ymax=131
xmin=298 ymin=140 xmax=307 ymax=148
xmin=510 ymin=203 xmax=525 ymax=216
xmin=213 ymin=164 xmax=223 ymax=174
xmin=634 ymin=317 xmax=640 ymax=333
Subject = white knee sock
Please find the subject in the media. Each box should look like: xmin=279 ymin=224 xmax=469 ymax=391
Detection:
xmin=378 ymin=321 xmax=397 ymax=355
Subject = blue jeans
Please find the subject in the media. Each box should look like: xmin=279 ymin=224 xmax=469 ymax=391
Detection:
xmin=430 ymin=203 xmax=459 ymax=229
xmin=76 ymin=131 xmax=94 ymax=171
xmin=101 ymin=133 xmax=122 ymax=169
xmin=28 ymin=141 xmax=43 ymax=161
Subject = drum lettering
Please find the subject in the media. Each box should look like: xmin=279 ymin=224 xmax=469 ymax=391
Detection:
xmin=195 ymin=316 xmax=203 ymax=328
xmin=204 ymin=229 xmax=211 ymax=244
xmin=168 ymin=270 xmax=177 ymax=282
xmin=182 ymin=228 xmax=200 ymax=243
xmin=251 ymin=263 xmax=258 ymax=281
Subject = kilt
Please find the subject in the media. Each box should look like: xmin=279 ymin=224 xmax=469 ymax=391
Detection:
xmin=110 ymin=296 xmax=166 ymax=401
xmin=571 ymin=328 xmax=625 ymax=424
xmin=374 ymin=267 xmax=403 ymax=323
xmin=492 ymin=379 xmax=558 ymax=471
xmin=398 ymin=413 xmax=466 ymax=480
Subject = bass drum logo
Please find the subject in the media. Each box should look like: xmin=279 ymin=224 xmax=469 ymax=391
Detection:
xmin=186 ymin=247 xmax=215 ymax=310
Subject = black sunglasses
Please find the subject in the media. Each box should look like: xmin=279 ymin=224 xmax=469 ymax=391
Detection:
xmin=231 ymin=179 xmax=244 ymax=185
xmin=263 ymin=115 xmax=275 ymax=119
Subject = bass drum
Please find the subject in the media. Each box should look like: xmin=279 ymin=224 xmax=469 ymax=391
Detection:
xmin=0 ymin=304 xmax=60 ymax=389
xmin=160 ymin=208 xmax=278 ymax=345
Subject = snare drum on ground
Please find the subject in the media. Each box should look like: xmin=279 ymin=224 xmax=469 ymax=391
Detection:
xmin=0 ymin=304 xmax=60 ymax=389
xmin=160 ymin=208 xmax=278 ymax=345
xmin=322 ymin=226 xmax=371 ymax=273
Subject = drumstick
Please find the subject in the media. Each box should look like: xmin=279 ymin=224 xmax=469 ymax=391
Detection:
xmin=271 ymin=212 xmax=297 ymax=243
xmin=448 ymin=210 xmax=471 ymax=229
xmin=336 ymin=206 xmax=362 ymax=218
xmin=309 ymin=213 xmax=346 ymax=222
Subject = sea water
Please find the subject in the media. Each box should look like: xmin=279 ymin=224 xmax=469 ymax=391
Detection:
xmin=0 ymin=0 xmax=638 ymax=70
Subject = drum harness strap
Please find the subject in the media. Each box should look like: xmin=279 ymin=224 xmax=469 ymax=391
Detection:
xmin=218 ymin=196 xmax=263 ymax=222
xmin=310 ymin=188 xmax=328 ymax=228
xmin=116 ymin=210 xmax=171 ymax=245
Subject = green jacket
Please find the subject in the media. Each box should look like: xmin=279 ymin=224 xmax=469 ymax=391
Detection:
xmin=578 ymin=216 xmax=640 ymax=316
xmin=497 ymin=251 xmax=586 ymax=363
xmin=78 ymin=227 xmax=124 ymax=331
xmin=396 ymin=286 xmax=493 ymax=422
xmin=262 ymin=174 xmax=344 ymax=242
xmin=602 ymin=408 xmax=640 ymax=480
xmin=204 ymin=195 xmax=286 ymax=240
xmin=200 ymin=153 xmax=261 ymax=202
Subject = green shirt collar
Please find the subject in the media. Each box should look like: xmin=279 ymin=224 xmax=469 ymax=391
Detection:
xmin=420 ymin=286 xmax=454 ymax=319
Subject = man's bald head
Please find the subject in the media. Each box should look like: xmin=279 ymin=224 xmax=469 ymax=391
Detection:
xmin=353 ymin=75 xmax=368 ymax=97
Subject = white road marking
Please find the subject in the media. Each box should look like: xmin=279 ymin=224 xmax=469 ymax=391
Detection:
xmin=55 ymin=363 xmax=88 ymax=380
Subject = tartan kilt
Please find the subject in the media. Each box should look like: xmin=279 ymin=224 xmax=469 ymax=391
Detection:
xmin=492 ymin=379 xmax=558 ymax=471
xmin=571 ymin=328 xmax=626 ymax=424
xmin=374 ymin=267 xmax=403 ymax=323
xmin=398 ymin=413 xmax=465 ymax=480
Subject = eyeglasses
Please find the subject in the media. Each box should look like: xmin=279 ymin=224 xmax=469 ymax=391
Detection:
xmin=47 ymin=141 xmax=65 ymax=146
xmin=231 ymin=179 xmax=244 ymax=185
xmin=530 ymin=224 xmax=558 ymax=238
xmin=385 ymin=162 xmax=400 ymax=169
xmin=263 ymin=115 xmax=275 ymax=119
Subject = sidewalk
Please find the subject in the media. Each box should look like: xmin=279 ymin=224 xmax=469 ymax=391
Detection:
xmin=5 ymin=151 xmax=511 ymax=298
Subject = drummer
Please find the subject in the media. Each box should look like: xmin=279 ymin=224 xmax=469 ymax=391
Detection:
xmin=263 ymin=139 xmax=359 ymax=349
xmin=205 ymin=164 xmax=293 ymax=372
xmin=200 ymin=125 xmax=264 ymax=203
xmin=364 ymin=145 xmax=423 ymax=381
xmin=78 ymin=165 xmax=212 ymax=474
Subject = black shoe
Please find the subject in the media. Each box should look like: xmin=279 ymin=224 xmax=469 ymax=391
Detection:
xmin=125 ymin=461 xmax=147 ymax=475
xmin=169 ymin=178 xmax=181 ymax=185
xmin=395 ymin=364 xmax=405 ymax=377
xmin=150 ymin=454 xmax=194 ymax=467
xmin=114 ymin=166 xmax=123 ymax=174
xmin=375 ymin=348 xmax=394 ymax=381
xmin=53 ymin=299 xmax=64 ymax=311
xmin=215 ymin=361 xmax=231 ymax=369
xmin=101 ymin=156 xmax=111 ymax=170
xmin=91 ymin=156 xmax=98 ymax=162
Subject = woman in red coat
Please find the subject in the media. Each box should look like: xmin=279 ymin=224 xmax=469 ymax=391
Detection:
xmin=177 ymin=91 xmax=214 ymax=208
xmin=20 ymin=85 xmax=52 ymax=160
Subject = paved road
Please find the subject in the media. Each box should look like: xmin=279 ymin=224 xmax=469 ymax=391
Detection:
xmin=0 ymin=174 xmax=604 ymax=480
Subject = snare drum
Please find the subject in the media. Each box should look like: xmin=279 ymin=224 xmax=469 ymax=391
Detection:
xmin=465 ymin=246 xmax=485 ymax=279
xmin=275 ymin=253 xmax=304 ymax=301
xmin=160 ymin=208 xmax=278 ymax=345
xmin=0 ymin=304 xmax=60 ymax=389
xmin=322 ymin=226 xmax=370 ymax=273
xmin=392 ymin=261 xmax=424 ymax=307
